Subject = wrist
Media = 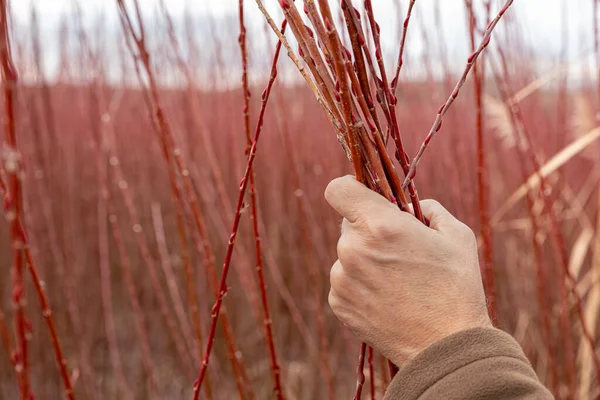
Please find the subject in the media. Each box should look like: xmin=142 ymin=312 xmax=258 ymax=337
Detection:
xmin=387 ymin=314 xmax=493 ymax=368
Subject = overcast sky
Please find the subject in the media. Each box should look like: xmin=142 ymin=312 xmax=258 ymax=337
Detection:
xmin=9 ymin=1 xmax=595 ymax=85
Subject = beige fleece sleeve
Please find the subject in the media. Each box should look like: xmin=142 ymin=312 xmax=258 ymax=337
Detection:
xmin=382 ymin=327 xmax=554 ymax=400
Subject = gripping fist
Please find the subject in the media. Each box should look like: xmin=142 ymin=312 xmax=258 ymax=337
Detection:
xmin=325 ymin=176 xmax=491 ymax=368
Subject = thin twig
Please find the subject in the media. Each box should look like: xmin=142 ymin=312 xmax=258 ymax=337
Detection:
xmin=402 ymin=0 xmax=515 ymax=189
xmin=192 ymin=19 xmax=287 ymax=400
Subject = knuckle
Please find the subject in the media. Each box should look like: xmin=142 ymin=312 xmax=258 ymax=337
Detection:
xmin=328 ymin=290 xmax=350 ymax=324
xmin=329 ymin=262 xmax=345 ymax=289
xmin=336 ymin=235 xmax=355 ymax=260
xmin=362 ymin=216 xmax=394 ymax=239
xmin=456 ymin=221 xmax=476 ymax=241
xmin=422 ymin=199 xmax=440 ymax=207
xmin=328 ymin=290 xmax=341 ymax=313
xmin=421 ymin=199 xmax=441 ymax=210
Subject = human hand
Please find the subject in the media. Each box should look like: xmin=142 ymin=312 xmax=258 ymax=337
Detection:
xmin=325 ymin=176 xmax=492 ymax=368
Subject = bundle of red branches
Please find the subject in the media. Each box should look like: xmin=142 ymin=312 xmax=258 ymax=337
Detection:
xmin=193 ymin=0 xmax=515 ymax=399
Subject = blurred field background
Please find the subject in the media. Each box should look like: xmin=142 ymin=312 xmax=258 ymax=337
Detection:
xmin=1 ymin=0 xmax=600 ymax=399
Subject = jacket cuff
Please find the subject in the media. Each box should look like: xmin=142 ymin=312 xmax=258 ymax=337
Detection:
xmin=383 ymin=327 xmax=530 ymax=400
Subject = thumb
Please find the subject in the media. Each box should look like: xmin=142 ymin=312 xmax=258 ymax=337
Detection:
xmin=324 ymin=175 xmax=395 ymax=223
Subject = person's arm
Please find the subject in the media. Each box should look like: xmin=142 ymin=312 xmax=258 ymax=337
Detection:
xmin=324 ymin=176 xmax=553 ymax=400
xmin=383 ymin=327 xmax=552 ymax=399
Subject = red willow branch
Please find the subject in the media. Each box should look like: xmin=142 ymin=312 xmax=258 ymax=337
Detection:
xmin=282 ymin=3 xmax=342 ymax=123
xmin=130 ymin=27 xmax=254 ymax=399
xmin=390 ymin=0 xmax=416 ymax=95
xmin=315 ymin=2 xmax=374 ymax=397
xmin=191 ymin=19 xmax=288 ymax=400
xmin=0 ymin=181 xmax=75 ymax=398
xmin=161 ymin=3 xmax=313 ymax=362
xmin=338 ymin=1 xmax=419 ymax=221
xmin=337 ymin=3 xmax=408 ymax=209
xmin=23 ymin=231 xmax=75 ymax=399
xmin=259 ymin=9 xmax=399 ymax=398
xmin=181 ymin=191 xmax=252 ymax=399
xmin=353 ymin=342 xmax=367 ymax=400
xmin=254 ymin=0 xmax=344 ymax=138
xmin=238 ymin=1 xmax=284 ymax=398
xmin=0 ymin=2 xmax=30 ymax=396
xmin=362 ymin=0 xmax=425 ymax=224
xmin=402 ymin=0 xmax=515 ymax=190
xmin=0 ymin=310 xmax=13 ymax=366
xmin=158 ymin=0 xmax=265 ymax=328
xmin=0 ymin=306 xmax=19 ymax=390
xmin=464 ymin=0 xmax=496 ymax=322
xmin=316 ymin=0 xmax=363 ymax=184
xmin=379 ymin=354 xmax=389 ymax=394
xmin=367 ymin=347 xmax=375 ymax=400
xmin=260 ymin=1 xmax=426 ymax=389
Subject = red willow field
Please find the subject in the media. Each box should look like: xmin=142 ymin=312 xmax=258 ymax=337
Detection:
xmin=1 ymin=0 xmax=600 ymax=399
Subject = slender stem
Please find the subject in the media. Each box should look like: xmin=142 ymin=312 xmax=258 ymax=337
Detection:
xmin=361 ymin=0 xmax=425 ymax=223
xmin=390 ymin=0 xmax=417 ymax=94
xmin=353 ymin=342 xmax=367 ymax=400
xmin=0 ymin=3 xmax=30 ymax=397
xmin=239 ymin=1 xmax=285 ymax=398
xmin=368 ymin=347 xmax=375 ymax=400
xmin=117 ymin=3 xmax=253 ymax=396
xmin=23 ymin=237 xmax=75 ymax=399
xmin=379 ymin=354 xmax=389 ymax=395
xmin=465 ymin=0 xmax=496 ymax=322
xmin=0 ymin=176 xmax=75 ymax=398
xmin=402 ymin=0 xmax=515 ymax=189
xmin=256 ymin=0 xmax=342 ymax=134
xmin=192 ymin=19 xmax=287 ymax=400
xmin=159 ymin=0 xmax=265 ymax=325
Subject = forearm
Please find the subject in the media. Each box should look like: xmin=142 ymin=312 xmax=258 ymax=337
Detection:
xmin=383 ymin=328 xmax=553 ymax=400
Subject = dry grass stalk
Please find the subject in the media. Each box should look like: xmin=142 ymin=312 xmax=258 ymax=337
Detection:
xmin=492 ymin=127 xmax=600 ymax=225
xmin=578 ymin=186 xmax=600 ymax=399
